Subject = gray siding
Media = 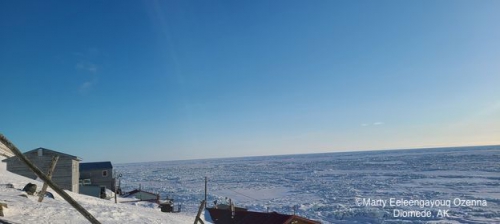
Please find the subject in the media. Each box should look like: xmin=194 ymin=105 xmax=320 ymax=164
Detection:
xmin=80 ymin=185 xmax=102 ymax=198
xmin=80 ymin=168 xmax=115 ymax=191
xmin=5 ymin=149 xmax=79 ymax=192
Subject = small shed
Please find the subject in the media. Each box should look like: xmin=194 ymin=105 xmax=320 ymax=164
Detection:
xmin=123 ymin=189 xmax=160 ymax=203
xmin=79 ymin=161 xmax=115 ymax=191
xmin=2 ymin=147 xmax=81 ymax=192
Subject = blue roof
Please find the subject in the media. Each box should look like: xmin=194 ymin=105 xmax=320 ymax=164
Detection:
xmin=80 ymin=161 xmax=113 ymax=170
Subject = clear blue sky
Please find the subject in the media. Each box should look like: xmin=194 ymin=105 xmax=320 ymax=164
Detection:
xmin=1 ymin=1 xmax=499 ymax=163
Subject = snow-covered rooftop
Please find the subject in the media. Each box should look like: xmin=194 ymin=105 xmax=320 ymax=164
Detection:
xmin=0 ymin=142 xmax=14 ymax=158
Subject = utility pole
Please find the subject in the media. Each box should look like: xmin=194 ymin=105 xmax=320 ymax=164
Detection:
xmin=114 ymin=179 xmax=117 ymax=204
xmin=114 ymin=173 xmax=122 ymax=204
xmin=204 ymin=177 xmax=207 ymax=208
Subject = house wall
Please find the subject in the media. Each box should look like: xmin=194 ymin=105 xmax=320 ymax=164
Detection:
xmin=80 ymin=168 xmax=115 ymax=191
xmin=0 ymin=159 xmax=5 ymax=171
xmin=80 ymin=185 xmax=102 ymax=198
xmin=6 ymin=150 xmax=79 ymax=192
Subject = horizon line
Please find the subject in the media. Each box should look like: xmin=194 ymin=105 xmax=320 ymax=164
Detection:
xmin=116 ymin=143 xmax=500 ymax=165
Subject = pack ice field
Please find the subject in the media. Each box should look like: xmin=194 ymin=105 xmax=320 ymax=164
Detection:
xmin=116 ymin=146 xmax=500 ymax=223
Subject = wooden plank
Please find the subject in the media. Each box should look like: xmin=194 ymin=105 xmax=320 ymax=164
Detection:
xmin=38 ymin=156 xmax=59 ymax=202
xmin=194 ymin=200 xmax=206 ymax=224
xmin=0 ymin=203 xmax=7 ymax=217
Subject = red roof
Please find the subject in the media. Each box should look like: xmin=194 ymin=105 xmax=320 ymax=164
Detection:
xmin=206 ymin=208 xmax=320 ymax=224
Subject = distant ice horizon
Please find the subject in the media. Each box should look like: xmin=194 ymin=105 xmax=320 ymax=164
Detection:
xmin=116 ymin=143 xmax=500 ymax=164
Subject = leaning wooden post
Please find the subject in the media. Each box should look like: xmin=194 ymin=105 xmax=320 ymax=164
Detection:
xmin=194 ymin=200 xmax=206 ymax=224
xmin=38 ymin=155 xmax=59 ymax=202
xmin=0 ymin=134 xmax=101 ymax=224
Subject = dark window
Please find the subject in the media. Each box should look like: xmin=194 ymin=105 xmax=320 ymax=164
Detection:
xmin=102 ymin=170 xmax=108 ymax=177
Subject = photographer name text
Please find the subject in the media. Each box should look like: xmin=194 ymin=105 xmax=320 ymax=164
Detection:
xmin=355 ymin=197 xmax=486 ymax=208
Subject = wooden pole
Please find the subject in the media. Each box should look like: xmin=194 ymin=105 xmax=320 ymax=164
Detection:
xmin=114 ymin=171 xmax=117 ymax=204
xmin=38 ymin=155 xmax=59 ymax=202
xmin=0 ymin=134 xmax=101 ymax=224
xmin=230 ymin=199 xmax=234 ymax=219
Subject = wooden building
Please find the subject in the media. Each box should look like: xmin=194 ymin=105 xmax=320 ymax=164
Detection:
xmin=2 ymin=147 xmax=81 ymax=192
xmin=79 ymin=161 xmax=115 ymax=192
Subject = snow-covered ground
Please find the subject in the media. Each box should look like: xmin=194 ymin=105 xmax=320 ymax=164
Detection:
xmin=0 ymin=155 xmax=194 ymax=224
xmin=117 ymin=146 xmax=500 ymax=223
